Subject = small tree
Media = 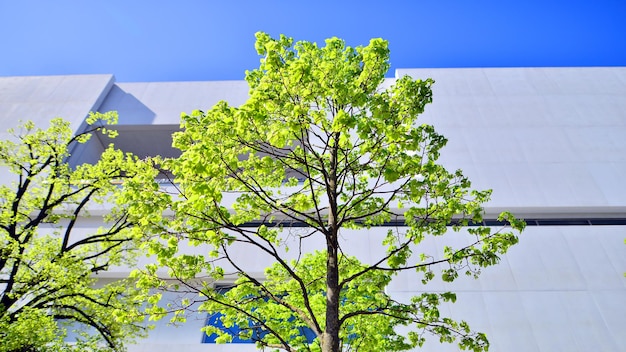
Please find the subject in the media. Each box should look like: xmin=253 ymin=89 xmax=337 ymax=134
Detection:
xmin=0 ymin=113 xmax=157 ymax=351
xmin=134 ymin=33 xmax=524 ymax=352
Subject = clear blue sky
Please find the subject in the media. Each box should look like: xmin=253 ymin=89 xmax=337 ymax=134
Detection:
xmin=1 ymin=0 xmax=624 ymax=82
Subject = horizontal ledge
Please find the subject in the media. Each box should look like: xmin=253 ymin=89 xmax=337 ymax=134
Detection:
xmin=482 ymin=206 xmax=626 ymax=219
xmin=238 ymin=217 xmax=626 ymax=228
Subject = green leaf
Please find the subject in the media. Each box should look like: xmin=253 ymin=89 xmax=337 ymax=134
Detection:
xmin=129 ymin=32 xmax=523 ymax=352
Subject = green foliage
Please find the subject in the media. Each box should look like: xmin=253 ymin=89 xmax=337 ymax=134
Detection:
xmin=134 ymin=33 xmax=524 ymax=352
xmin=0 ymin=114 xmax=158 ymax=351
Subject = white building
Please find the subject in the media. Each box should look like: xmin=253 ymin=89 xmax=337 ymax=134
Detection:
xmin=0 ymin=67 xmax=625 ymax=351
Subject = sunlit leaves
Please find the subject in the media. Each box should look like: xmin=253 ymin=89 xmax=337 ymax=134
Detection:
xmin=0 ymin=115 xmax=155 ymax=351
xmin=134 ymin=32 xmax=524 ymax=352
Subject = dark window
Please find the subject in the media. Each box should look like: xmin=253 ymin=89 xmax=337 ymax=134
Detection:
xmin=201 ymin=285 xmax=315 ymax=344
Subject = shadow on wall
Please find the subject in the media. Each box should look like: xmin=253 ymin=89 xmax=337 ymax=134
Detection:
xmin=69 ymin=85 xmax=171 ymax=166
xmin=99 ymin=85 xmax=157 ymax=124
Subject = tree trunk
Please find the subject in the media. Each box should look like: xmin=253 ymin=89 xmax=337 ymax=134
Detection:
xmin=323 ymin=234 xmax=340 ymax=352
xmin=323 ymin=132 xmax=341 ymax=352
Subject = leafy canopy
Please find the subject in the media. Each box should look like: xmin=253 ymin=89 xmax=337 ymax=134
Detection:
xmin=133 ymin=32 xmax=525 ymax=352
xmin=0 ymin=113 xmax=159 ymax=352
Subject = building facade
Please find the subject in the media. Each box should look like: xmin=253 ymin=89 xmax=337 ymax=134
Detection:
xmin=0 ymin=67 xmax=625 ymax=351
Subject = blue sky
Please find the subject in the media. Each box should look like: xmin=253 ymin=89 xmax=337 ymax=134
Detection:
xmin=1 ymin=0 xmax=624 ymax=82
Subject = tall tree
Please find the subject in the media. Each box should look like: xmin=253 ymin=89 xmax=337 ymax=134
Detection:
xmin=0 ymin=113 xmax=157 ymax=351
xmin=133 ymin=33 xmax=525 ymax=352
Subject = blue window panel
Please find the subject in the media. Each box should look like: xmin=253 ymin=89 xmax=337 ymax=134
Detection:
xmin=201 ymin=285 xmax=316 ymax=344
xmin=202 ymin=312 xmax=266 ymax=343
xmin=202 ymin=313 xmax=316 ymax=344
xmin=298 ymin=325 xmax=317 ymax=342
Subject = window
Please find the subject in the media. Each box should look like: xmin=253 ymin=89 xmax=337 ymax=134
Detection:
xmin=201 ymin=285 xmax=316 ymax=344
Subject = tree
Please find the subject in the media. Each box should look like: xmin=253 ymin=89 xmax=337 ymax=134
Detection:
xmin=0 ymin=113 xmax=157 ymax=351
xmin=132 ymin=33 xmax=525 ymax=352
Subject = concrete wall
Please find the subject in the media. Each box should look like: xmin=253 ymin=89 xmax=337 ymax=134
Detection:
xmin=1 ymin=69 xmax=625 ymax=351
